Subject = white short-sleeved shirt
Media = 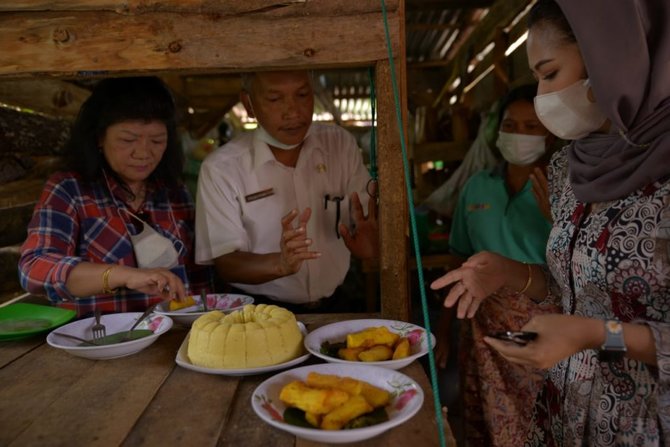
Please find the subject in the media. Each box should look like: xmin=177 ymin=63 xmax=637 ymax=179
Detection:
xmin=195 ymin=123 xmax=370 ymax=304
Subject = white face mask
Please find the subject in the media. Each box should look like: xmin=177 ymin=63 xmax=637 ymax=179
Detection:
xmin=126 ymin=211 xmax=182 ymax=270
xmin=255 ymin=124 xmax=306 ymax=151
xmin=534 ymin=78 xmax=608 ymax=140
xmin=496 ymin=131 xmax=547 ymax=166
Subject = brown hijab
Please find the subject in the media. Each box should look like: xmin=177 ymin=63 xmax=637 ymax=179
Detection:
xmin=557 ymin=0 xmax=670 ymax=202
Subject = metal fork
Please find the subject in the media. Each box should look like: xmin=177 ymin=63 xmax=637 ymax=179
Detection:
xmin=91 ymin=308 xmax=107 ymax=340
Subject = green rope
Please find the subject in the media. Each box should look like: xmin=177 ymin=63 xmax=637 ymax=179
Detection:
xmin=367 ymin=67 xmax=378 ymax=180
xmin=378 ymin=1 xmax=447 ymax=446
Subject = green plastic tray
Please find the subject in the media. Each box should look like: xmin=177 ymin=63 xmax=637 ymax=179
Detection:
xmin=0 ymin=303 xmax=76 ymax=341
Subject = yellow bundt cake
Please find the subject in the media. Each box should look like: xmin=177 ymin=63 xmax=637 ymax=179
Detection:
xmin=187 ymin=304 xmax=303 ymax=369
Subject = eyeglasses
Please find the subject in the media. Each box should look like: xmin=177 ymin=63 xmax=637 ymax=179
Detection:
xmin=324 ymin=194 xmax=344 ymax=239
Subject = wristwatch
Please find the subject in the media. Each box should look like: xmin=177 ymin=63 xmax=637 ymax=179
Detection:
xmin=598 ymin=319 xmax=627 ymax=362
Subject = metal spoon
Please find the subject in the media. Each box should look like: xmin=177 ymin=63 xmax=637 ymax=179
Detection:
xmin=121 ymin=302 xmax=161 ymax=341
xmin=201 ymin=289 xmax=208 ymax=312
xmin=52 ymin=332 xmax=100 ymax=346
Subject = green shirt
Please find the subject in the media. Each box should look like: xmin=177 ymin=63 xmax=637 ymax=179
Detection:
xmin=448 ymin=165 xmax=551 ymax=264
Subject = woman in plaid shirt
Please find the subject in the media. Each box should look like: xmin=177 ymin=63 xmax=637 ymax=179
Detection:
xmin=19 ymin=77 xmax=211 ymax=317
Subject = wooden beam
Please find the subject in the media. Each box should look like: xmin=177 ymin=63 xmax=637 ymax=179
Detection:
xmin=376 ymin=49 xmax=409 ymax=319
xmin=0 ymin=9 xmax=400 ymax=77
xmin=434 ymin=0 xmax=530 ymax=105
xmin=406 ymin=23 xmax=456 ymax=32
xmin=377 ymin=58 xmax=409 ymax=321
xmin=180 ymin=76 xmax=242 ymax=98
xmin=0 ymin=0 xmax=400 ymax=16
xmin=0 ymin=79 xmax=90 ymax=117
xmin=408 ymin=58 xmax=452 ymax=69
xmin=406 ymin=0 xmax=494 ymax=11
xmin=412 ymin=141 xmax=469 ymax=164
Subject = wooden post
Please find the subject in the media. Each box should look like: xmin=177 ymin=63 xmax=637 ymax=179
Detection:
xmin=375 ymin=59 xmax=409 ymax=321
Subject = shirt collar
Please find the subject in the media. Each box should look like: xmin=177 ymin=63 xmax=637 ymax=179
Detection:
xmin=251 ymin=130 xmax=277 ymax=171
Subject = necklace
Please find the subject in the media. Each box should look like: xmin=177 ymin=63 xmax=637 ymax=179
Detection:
xmin=128 ymin=183 xmax=147 ymax=210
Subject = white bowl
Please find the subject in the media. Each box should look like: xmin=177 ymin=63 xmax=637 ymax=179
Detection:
xmin=154 ymin=293 xmax=254 ymax=326
xmin=46 ymin=312 xmax=173 ymax=360
xmin=304 ymin=319 xmax=435 ymax=370
xmin=251 ymin=363 xmax=423 ymax=444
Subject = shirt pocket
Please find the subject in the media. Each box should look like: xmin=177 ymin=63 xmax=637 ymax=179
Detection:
xmin=321 ymin=193 xmax=350 ymax=239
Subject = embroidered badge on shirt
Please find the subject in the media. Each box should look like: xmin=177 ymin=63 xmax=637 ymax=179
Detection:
xmin=245 ymin=187 xmax=274 ymax=203
xmin=467 ymin=203 xmax=491 ymax=212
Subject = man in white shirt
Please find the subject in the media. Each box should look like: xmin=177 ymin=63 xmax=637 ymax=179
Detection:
xmin=195 ymin=70 xmax=378 ymax=311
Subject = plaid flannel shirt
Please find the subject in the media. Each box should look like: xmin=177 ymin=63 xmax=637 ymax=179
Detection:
xmin=19 ymin=171 xmax=212 ymax=317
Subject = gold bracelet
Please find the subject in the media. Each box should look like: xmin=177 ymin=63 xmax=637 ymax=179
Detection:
xmin=102 ymin=266 xmax=117 ymax=294
xmin=517 ymin=263 xmax=532 ymax=295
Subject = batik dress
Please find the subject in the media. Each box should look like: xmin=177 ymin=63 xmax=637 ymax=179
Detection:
xmin=449 ymin=164 xmax=556 ymax=447
xmin=527 ymin=148 xmax=670 ymax=446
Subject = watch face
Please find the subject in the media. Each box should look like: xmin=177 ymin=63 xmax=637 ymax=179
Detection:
xmin=600 ymin=319 xmax=626 ymax=363
xmin=605 ymin=320 xmax=623 ymax=334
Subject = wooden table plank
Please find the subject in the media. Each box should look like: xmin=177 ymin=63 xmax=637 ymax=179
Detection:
xmin=123 ymin=329 xmax=242 ymax=446
xmin=3 ymin=329 xmax=181 ymax=446
xmin=219 ymin=372 xmax=295 ymax=447
xmin=0 ymin=342 xmax=94 ymax=445
xmin=0 ymin=337 xmax=43 ymax=368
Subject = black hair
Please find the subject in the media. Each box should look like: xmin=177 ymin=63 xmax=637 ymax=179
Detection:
xmin=528 ymin=0 xmax=576 ymax=44
xmin=65 ymin=76 xmax=183 ymax=190
xmin=497 ymin=83 xmax=539 ymax=128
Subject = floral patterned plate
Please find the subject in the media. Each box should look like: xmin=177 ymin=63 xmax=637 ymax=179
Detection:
xmin=251 ymin=363 xmax=423 ymax=444
xmin=303 ymin=319 xmax=435 ymax=370
xmin=46 ymin=312 xmax=172 ymax=360
xmin=154 ymin=293 xmax=254 ymax=326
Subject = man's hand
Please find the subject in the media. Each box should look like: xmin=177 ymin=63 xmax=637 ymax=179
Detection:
xmin=278 ymin=208 xmax=320 ymax=276
xmin=339 ymin=191 xmax=379 ymax=260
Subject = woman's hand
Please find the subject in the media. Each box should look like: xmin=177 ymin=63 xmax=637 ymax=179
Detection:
xmin=118 ymin=266 xmax=187 ymax=300
xmin=430 ymin=251 xmax=515 ymax=319
xmin=483 ymin=314 xmax=601 ymax=369
xmin=278 ymin=208 xmax=320 ymax=276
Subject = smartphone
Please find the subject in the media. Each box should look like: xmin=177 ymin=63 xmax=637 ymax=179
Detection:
xmin=489 ymin=331 xmax=538 ymax=346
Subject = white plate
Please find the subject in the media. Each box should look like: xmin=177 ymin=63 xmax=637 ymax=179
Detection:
xmin=46 ymin=312 xmax=173 ymax=360
xmin=304 ymin=319 xmax=435 ymax=370
xmin=175 ymin=322 xmax=310 ymax=376
xmin=251 ymin=363 xmax=424 ymax=444
xmin=154 ymin=293 xmax=254 ymax=326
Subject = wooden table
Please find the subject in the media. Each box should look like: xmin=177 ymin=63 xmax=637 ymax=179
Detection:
xmin=0 ymin=313 xmax=454 ymax=446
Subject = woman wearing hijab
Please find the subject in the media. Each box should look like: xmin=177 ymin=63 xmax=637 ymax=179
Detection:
xmin=431 ymin=0 xmax=670 ymax=444
xmin=19 ymin=77 xmax=211 ymax=317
